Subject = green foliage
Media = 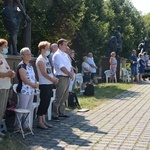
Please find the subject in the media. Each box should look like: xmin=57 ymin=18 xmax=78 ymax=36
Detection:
xmin=0 ymin=0 xmax=149 ymax=61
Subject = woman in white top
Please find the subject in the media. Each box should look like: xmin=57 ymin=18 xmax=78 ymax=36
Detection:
xmin=36 ymin=41 xmax=58 ymax=129
xmin=16 ymin=47 xmax=38 ymax=129
xmin=0 ymin=39 xmax=15 ymax=139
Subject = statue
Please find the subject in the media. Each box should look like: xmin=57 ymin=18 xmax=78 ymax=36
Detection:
xmin=138 ymin=37 xmax=149 ymax=54
xmin=107 ymin=26 xmax=123 ymax=57
xmin=115 ymin=26 xmax=123 ymax=57
xmin=107 ymin=35 xmax=117 ymax=57
xmin=2 ymin=0 xmax=31 ymax=55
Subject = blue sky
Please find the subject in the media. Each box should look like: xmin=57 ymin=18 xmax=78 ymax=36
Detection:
xmin=131 ymin=0 xmax=150 ymax=14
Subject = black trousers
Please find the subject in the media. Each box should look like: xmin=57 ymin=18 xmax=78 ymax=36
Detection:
xmin=37 ymin=84 xmax=53 ymax=116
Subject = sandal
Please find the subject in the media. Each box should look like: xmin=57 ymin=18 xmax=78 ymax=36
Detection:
xmin=44 ymin=122 xmax=52 ymax=128
xmin=37 ymin=123 xmax=48 ymax=130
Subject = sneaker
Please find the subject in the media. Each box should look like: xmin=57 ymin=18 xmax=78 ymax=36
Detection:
xmin=52 ymin=116 xmax=60 ymax=121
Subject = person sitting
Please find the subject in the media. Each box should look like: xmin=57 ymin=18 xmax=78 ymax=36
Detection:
xmin=81 ymin=56 xmax=91 ymax=91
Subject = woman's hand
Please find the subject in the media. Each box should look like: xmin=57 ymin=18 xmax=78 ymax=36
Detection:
xmin=52 ymin=78 xmax=59 ymax=84
xmin=31 ymin=82 xmax=39 ymax=89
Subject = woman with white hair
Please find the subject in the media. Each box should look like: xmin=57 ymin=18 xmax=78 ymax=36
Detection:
xmin=16 ymin=47 xmax=38 ymax=130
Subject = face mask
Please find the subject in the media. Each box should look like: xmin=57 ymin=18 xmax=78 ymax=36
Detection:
xmin=45 ymin=51 xmax=50 ymax=57
xmin=2 ymin=48 xmax=8 ymax=55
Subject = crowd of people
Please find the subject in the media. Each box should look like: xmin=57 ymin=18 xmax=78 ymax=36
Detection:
xmin=1 ymin=36 xmax=149 ymax=141
xmin=130 ymin=50 xmax=150 ymax=82
xmin=0 ymin=38 xmax=99 ymax=141
xmin=108 ymin=49 xmax=150 ymax=83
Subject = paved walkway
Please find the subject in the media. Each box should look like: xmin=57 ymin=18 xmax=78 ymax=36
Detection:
xmin=16 ymin=82 xmax=150 ymax=150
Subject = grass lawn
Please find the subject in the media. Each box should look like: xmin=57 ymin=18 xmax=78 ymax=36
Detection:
xmin=0 ymin=134 xmax=29 ymax=150
xmin=75 ymin=83 xmax=133 ymax=110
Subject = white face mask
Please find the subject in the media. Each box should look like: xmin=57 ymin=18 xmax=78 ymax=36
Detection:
xmin=2 ymin=48 xmax=8 ymax=55
xmin=45 ymin=51 xmax=50 ymax=57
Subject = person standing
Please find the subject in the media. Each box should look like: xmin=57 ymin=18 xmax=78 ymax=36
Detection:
xmin=16 ymin=47 xmax=38 ymax=130
xmin=0 ymin=39 xmax=15 ymax=141
xmin=87 ymin=52 xmax=97 ymax=82
xmin=48 ymin=43 xmax=58 ymax=68
xmin=130 ymin=49 xmax=139 ymax=82
xmin=36 ymin=41 xmax=59 ymax=129
xmin=109 ymin=52 xmax=117 ymax=83
xmin=52 ymin=39 xmax=73 ymax=121
xmin=138 ymin=53 xmax=146 ymax=82
xmin=69 ymin=49 xmax=78 ymax=92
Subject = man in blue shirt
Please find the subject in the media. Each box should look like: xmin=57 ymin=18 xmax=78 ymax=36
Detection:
xmin=130 ymin=50 xmax=139 ymax=82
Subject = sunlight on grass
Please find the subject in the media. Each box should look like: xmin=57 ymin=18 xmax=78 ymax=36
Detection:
xmin=76 ymin=83 xmax=133 ymax=110
xmin=0 ymin=134 xmax=29 ymax=150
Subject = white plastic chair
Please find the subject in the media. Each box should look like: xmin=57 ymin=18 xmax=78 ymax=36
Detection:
xmin=75 ymin=73 xmax=83 ymax=92
xmin=47 ymin=89 xmax=56 ymax=120
xmin=122 ymin=68 xmax=131 ymax=82
xmin=13 ymin=84 xmax=34 ymax=138
xmin=13 ymin=84 xmax=40 ymax=128
xmin=104 ymin=70 xmax=117 ymax=83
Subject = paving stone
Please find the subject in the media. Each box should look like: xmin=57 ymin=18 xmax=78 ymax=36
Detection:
xmin=9 ymin=82 xmax=150 ymax=149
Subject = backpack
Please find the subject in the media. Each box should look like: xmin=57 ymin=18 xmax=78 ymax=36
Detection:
xmin=84 ymin=84 xmax=94 ymax=96
xmin=68 ymin=92 xmax=81 ymax=108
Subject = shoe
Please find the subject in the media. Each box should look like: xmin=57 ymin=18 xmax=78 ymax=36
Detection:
xmin=0 ymin=132 xmax=5 ymax=137
xmin=52 ymin=116 xmax=60 ymax=121
xmin=44 ymin=122 xmax=52 ymax=128
xmin=37 ymin=123 xmax=48 ymax=130
xmin=59 ymin=114 xmax=70 ymax=118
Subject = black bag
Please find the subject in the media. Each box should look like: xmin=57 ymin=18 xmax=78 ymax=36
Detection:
xmin=68 ymin=92 xmax=81 ymax=108
xmin=84 ymin=84 xmax=94 ymax=96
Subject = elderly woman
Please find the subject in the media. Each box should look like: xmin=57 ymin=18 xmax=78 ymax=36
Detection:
xmin=36 ymin=41 xmax=59 ymax=129
xmin=16 ymin=47 xmax=38 ymax=130
xmin=109 ymin=51 xmax=117 ymax=83
xmin=81 ymin=56 xmax=91 ymax=91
